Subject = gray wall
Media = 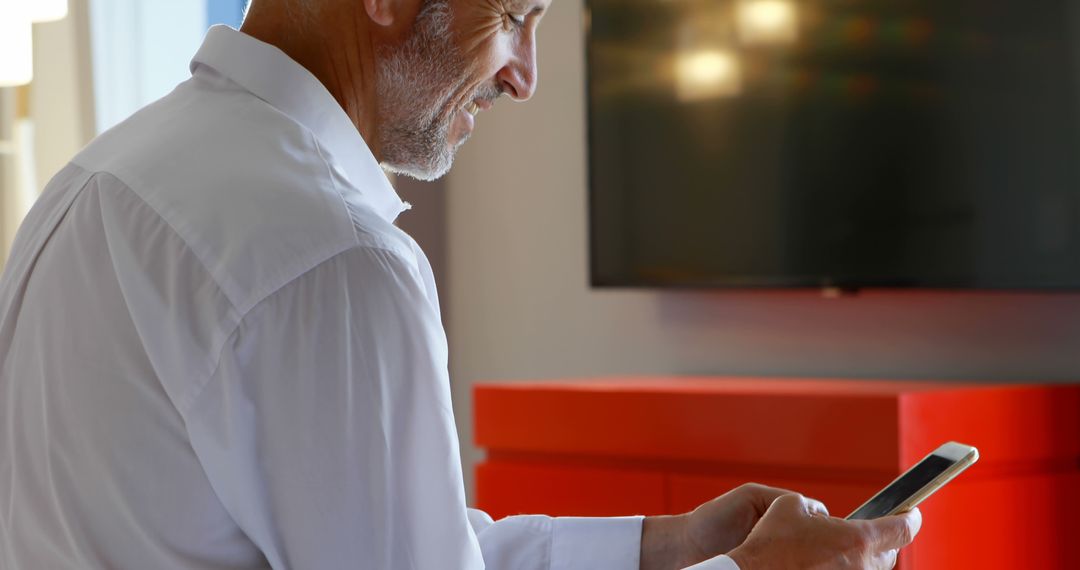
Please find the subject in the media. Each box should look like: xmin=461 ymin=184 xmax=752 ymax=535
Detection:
xmin=440 ymin=0 xmax=1080 ymax=501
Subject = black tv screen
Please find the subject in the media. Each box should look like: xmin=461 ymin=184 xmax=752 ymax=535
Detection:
xmin=587 ymin=0 xmax=1080 ymax=289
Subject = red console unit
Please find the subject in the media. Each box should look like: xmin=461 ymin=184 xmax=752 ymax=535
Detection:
xmin=474 ymin=377 xmax=1080 ymax=569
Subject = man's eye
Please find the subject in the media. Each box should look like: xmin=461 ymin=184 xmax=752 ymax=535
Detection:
xmin=508 ymin=13 xmax=527 ymax=27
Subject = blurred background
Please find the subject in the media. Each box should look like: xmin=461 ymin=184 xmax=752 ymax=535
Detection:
xmin=2 ymin=0 xmax=1080 ymax=514
xmin=0 ymin=0 xmax=245 ymax=263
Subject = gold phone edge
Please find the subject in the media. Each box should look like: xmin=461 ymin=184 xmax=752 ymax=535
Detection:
xmin=845 ymin=448 xmax=979 ymax=520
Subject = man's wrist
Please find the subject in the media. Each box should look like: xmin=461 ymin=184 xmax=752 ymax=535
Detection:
xmin=640 ymin=514 xmax=691 ymax=570
xmin=725 ymin=545 xmax=754 ymax=570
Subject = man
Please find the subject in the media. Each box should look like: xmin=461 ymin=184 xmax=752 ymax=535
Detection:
xmin=0 ymin=0 xmax=920 ymax=567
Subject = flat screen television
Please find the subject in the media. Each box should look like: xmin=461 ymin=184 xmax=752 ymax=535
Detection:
xmin=586 ymin=0 xmax=1080 ymax=289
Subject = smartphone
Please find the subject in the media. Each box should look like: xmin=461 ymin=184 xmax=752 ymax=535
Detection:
xmin=846 ymin=441 xmax=979 ymax=520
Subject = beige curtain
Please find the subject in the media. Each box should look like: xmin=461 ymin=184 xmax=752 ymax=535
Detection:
xmin=0 ymin=90 xmax=20 ymax=268
xmin=0 ymin=0 xmax=95 ymax=269
xmin=0 ymin=88 xmax=36 ymax=266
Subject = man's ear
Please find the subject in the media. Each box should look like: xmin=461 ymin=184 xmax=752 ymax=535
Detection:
xmin=363 ymin=0 xmax=397 ymax=27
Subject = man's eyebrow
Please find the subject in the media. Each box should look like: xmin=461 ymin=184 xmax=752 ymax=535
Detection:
xmin=506 ymin=0 xmax=547 ymax=19
xmin=516 ymin=0 xmax=547 ymax=15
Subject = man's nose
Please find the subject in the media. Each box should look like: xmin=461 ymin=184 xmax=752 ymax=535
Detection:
xmin=496 ymin=42 xmax=538 ymax=101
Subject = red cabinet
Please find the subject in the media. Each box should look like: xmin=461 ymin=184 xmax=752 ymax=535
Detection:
xmin=474 ymin=377 xmax=1080 ymax=569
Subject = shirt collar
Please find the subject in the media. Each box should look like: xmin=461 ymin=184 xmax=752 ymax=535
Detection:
xmin=190 ymin=25 xmax=409 ymax=224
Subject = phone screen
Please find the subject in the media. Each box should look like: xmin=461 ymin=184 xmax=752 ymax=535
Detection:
xmin=847 ymin=454 xmax=955 ymax=520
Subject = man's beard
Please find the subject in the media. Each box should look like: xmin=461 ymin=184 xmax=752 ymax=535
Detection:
xmin=376 ymin=0 xmax=473 ymax=181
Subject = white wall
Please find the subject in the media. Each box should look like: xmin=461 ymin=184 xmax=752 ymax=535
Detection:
xmin=444 ymin=0 xmax=1080 ymax=500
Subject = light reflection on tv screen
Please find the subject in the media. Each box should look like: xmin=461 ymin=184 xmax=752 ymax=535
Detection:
xmin=588 ymin=0 xmax=1080 ymax=289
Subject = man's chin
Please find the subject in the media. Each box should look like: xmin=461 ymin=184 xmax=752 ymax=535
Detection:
xmin=382 ymin=133 xmax=470 ymax=181
xmin=383 ymin=153 xmax=455 ymax=182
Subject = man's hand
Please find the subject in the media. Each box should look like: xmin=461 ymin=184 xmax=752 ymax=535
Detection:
xmin=640 ymin=483 xmax=794 ymax=569
xmin=727 ymin=493 xmax=922 ymax=570
xmin=640 ymin=485 xmax=922 ymax=570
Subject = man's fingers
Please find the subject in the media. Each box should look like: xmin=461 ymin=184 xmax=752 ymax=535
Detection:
xmin=741 ymin=483 xmax=797 ymax=506
xmin=865 ymin=508 xmax=922 ymax=551
xmin=737 ymin=484 xmax=801 ymax=517
xmin=743 ymin=487 xmax=830 ymax=519
xmin=877 ymin=549 xmax=899 ymax=570
xmin=762 ymin=492 xmax=807 ymax=516
xmin=805 ymin=497 xmax=829 ymax=518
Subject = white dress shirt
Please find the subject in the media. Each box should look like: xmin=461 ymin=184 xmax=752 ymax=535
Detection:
xmin=0 ymin=26 xmax=738 ymax=570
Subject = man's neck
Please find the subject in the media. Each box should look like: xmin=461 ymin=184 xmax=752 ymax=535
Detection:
xmin=240 ymin=1 xmax=384 ymax=160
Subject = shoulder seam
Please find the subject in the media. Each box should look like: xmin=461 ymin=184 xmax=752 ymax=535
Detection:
xmin=182 ymin=241 xmax=418 ymax=415
xmin=79 ymin=167 xmax=242 ymax=317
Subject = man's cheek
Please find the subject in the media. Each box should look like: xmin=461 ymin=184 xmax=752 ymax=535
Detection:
xmin=471 ymin=33 xmax=515 ymax=75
